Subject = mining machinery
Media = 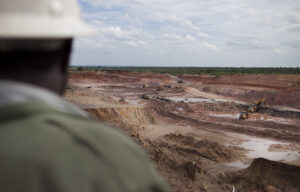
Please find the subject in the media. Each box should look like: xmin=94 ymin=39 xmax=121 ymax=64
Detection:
xmin=239 ymin=98 xmax=267 ymax=120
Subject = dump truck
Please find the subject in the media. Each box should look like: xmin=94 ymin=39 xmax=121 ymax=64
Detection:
xmin=239 ymin=111 xmax=248 ymax=119
xmin=141 ymin=94 xmax=150 ymax=99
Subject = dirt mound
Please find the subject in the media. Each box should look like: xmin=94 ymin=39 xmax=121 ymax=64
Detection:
xmin=86 ymin=106 xmax=154 ymax=135
xmin=143 ymin=133 xmax=242 ymax=192
xmin=224 ymin=158 xmax=300 ymax=192
xmin=162 ymin=134 xmax=235 ymax=162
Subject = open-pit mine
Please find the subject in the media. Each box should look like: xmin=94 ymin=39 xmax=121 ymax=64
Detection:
xmin=65 ymin=71 xmax=300 ymax=192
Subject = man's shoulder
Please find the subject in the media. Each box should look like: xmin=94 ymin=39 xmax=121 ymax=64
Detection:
xmin=0 ymin=101 xmax=168 ymax=191
xmin=43 ymin=108 xmax=147 ymax=160
xmin=0 ymin=100 xmax=145 ymax=160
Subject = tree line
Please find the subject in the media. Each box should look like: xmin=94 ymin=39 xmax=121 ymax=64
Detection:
xmin=73 ymin=66 xmax=300 ymax=75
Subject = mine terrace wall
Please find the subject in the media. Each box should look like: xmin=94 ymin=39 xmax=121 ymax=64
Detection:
xmin=257 ymin=106 xmax=300 ymax=119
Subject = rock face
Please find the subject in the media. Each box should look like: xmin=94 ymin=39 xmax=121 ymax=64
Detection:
xmin=225 ymin=158 xmax=300 ymax=192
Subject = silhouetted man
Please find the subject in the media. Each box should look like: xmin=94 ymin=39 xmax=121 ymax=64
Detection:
xmin=0 ymin=0 xmax=168 ymax=191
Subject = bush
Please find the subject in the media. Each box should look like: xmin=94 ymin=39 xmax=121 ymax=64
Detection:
xmin=77 ymin=66 xmax=84 ymax=71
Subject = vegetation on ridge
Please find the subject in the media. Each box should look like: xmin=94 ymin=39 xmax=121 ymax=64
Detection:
xmin=72 ymin=66 xmax=300 ymax=75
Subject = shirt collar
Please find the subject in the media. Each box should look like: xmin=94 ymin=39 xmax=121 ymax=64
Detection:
xmin=0 ymin=80 xmax=88 ymax=118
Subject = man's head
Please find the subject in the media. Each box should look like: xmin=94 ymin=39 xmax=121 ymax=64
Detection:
xmin=0 ymin=0 xmax=94 ymax=94
xmin=0 ymin=39 xmax=72 ymax=94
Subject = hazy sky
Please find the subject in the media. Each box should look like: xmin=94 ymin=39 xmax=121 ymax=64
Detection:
xmin=72 ymin=0 xmax=300 ymax=67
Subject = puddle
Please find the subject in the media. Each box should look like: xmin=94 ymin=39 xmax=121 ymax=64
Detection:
xmin=240 ymin=137 xmax=300 ymax=162
xmin=167 ymin=97 xmax=245 ymax=104
xmin=224 ymin=160 xmax=249 ymax=169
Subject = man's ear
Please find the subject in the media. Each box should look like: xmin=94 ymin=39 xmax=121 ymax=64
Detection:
xmin=60 ymin=39 xmax=73 ymax=74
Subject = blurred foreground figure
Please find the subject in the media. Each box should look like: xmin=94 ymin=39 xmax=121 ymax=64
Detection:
xmin=0 ymin=0 xmax=168 ymax=191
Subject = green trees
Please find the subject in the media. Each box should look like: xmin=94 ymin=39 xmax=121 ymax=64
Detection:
xmin=77 ymin=66 xmax=84 ymax=71
xmin=74 ymin=66 xmax=300 ymax=75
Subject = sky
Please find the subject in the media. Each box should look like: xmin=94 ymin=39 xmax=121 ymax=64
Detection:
xmin=71 ymin=0 xmax=300 ymax=67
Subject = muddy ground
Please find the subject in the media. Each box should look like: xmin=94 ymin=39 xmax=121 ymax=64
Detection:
xmin=65 ymin=71 xmax=300 ymax=192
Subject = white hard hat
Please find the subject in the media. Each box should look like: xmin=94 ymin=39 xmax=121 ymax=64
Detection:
xmin=0 ymin=0 xmax=94 ymax=38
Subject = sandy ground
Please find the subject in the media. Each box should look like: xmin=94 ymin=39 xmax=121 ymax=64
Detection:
xmin=65 ymin=71 xmax=300 ymax=192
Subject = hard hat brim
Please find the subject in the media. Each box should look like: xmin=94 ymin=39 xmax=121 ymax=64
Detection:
xmin=0 ymin=16 xmax=96 ymax=38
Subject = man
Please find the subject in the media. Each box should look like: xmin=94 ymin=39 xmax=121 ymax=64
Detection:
xmin=0 ymin=0 xmax=168 ymax=191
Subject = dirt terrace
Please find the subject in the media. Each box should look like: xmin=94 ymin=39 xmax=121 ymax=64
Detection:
xmin=65 ymin=71 xmax=300 ymax=192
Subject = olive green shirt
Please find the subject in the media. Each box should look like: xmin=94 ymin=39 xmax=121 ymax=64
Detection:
xmin=0 ymin=81 xmax=168 ymax=192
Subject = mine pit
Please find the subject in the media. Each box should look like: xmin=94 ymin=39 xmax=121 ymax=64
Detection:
xmin=65 ymin=71 xmax=300 ymax=192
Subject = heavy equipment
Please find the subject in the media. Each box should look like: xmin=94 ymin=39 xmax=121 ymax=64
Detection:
xmin=239 ymin=111 xmax=248 ymax=119
xmin=240 ymin=98 xmax=267 ymax=120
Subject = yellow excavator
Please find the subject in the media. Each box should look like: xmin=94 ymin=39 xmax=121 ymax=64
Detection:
xmin=240 ymin=98 xmax=267 ymax=120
